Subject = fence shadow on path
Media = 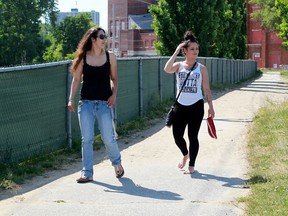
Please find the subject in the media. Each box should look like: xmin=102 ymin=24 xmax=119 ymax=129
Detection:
xmin=93 ymin=177 xmax=183 ymax=201
xmin=191 ymin=171 xmax=248 ymax=189
xmin=0 ymin=121 xmax=169 ymax=201
xmin=238 ymin=73 xmax=288 ymax=94
xmin=212 ymin=118 xmax=253 ymax=123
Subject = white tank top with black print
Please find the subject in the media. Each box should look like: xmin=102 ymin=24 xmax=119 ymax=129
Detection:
xmin=176 ymin=62 xmax=203 ymax=106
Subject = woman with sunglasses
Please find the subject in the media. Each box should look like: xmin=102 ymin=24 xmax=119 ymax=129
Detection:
xmin=68 ymin=27 xmax=124 ymax=183
xmin=164 ymin=31 xmax=215 ymax=175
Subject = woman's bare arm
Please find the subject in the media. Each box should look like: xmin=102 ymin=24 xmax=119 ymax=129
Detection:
xmin=164 ymin=42 xmax=186 ymax=73
xmin=201 ymin=65 xmax=215 ymax=118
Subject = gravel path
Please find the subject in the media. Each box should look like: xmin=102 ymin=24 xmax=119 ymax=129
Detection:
xmin=0 ymin=72 xmax=287 ymax=216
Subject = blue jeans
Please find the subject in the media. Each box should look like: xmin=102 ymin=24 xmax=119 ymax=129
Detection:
xmin=78 ymin=100 xmax=121 ymax=177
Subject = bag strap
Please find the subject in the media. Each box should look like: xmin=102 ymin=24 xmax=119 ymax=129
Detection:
xmin=106 ymin=51 xmax=110 ymax=64
xmin=174 ymin=61 xmax=197 ymax=105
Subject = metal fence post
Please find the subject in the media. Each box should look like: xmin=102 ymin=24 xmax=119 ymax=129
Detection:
xmin=139 ymin=58 xmax=143 ymax=116
xmin=66 ymin=63 xmax=73 ymax=148
xmin=159 ymin=58 xmax=163 ymax=102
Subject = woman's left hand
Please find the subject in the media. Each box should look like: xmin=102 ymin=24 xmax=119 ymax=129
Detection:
xmin=208 ymin=107 xmax=215 ymax=119
xmin=107 ymin=95 xmax=116 ymax=107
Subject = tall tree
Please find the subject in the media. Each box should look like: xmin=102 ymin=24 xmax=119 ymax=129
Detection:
xmin=149 ymin=0 xmax=246 ymax=58
xmin=44 ymin=13 xmax=94 ymax=61
xmin=249 ymin=0 xmax=288 ymax=49
xmin=149 ymin=0 xmax=220 ymax=57
xmin=220 ymin=0 xmax=247 ymax=59
xmin=0 ymin=0 xmax=58 ymax=66
xmin=249 ymin=0 xmax=280 ymax=31
xmin=275 ymin=0 xmax=288 ymax=48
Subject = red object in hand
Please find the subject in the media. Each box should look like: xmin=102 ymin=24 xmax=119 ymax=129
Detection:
xmin=207 ymin=117 xmax=217 ymax=139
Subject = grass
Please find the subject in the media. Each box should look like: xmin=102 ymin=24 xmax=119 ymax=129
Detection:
xmin=280 ymin=70 xmax=288 ymax=79
xmin=0 ymin=149 xmax=80 ymax=190
xmin=261 ymin=68 xmax=288 ymax=79
xmin=0 ymin=98 xmax=174 ymax=191
xmin=243 ymin=99 xmax=288 ymax=215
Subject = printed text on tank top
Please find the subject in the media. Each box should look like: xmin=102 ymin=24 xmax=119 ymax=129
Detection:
xmin=176 ymin=62 xmax=203 ymax=106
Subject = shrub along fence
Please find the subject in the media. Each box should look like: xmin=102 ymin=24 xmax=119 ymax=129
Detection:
xmin=0 ymin=57 xmax=257 ymax=163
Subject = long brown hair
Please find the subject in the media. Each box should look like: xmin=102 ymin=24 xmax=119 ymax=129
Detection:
xmin=71 ymin=27 xmax=106 ymax=74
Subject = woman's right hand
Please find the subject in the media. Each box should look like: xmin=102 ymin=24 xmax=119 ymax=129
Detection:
xmin=68 ymin=100 xmax=75 ymax=112
xmin=164 ymin=42 xmax=186 ymax=73
xmin=175 ymin=42 xmax=186 ymax=54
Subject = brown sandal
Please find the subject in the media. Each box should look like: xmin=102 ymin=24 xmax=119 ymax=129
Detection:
xmin=76 ymin=176 xmax=93 ymax=183
xmin=114 ymin=164 xmax=124 ymax=178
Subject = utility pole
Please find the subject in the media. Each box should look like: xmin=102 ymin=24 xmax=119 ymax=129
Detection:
xmin=118 ymin=16 xmax=121 ymax=57
xmin=112 ymin=3 xmax=115 ymax=53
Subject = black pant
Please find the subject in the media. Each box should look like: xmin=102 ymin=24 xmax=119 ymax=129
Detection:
xmin=172 ymin=99 xmax=204 ymax=167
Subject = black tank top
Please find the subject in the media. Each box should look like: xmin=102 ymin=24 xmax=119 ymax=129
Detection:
xmin=80 ymin=51 xmax=112 ymax=100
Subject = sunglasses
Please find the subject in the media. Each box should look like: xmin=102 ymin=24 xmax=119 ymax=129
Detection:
xmin=97 ymin=34 xmax=107 ymax=40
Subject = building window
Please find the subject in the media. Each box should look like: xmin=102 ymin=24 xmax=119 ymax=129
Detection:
xmin=270 ymin=32 xmax=282 ymax=44
xmin=251 ymin=6 xmax=261 ymax=12
xmin=110 ymin=21 xmax=114 ymax=37
xmin=151 ymin=40 xmax=155 ymax=48
xmin=251 ymin=30 xmax=262 ymax=44
xmin=253 ymin=52 xmax=260 ymax=58
xmin=145 ymin=40 xmax=149 ymax=48
xmin=116 ymin=21 xmax=120 ymax=38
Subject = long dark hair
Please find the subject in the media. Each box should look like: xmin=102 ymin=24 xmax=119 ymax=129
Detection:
xmin=71 ymin=27 xmax=106 ymax=74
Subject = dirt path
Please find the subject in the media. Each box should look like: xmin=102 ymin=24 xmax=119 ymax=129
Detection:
xmin=0 ymin=72 xmax=287 ymax=216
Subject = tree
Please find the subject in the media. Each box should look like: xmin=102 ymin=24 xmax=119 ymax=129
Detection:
xmin=249 ymin=0 xmax=288 ymax=49
xmin=149 ymin=0 xmax=246 ymax=59
xmin=149 ymin=0 xmax=220 ymax=57
xmin=0 ymin=0 xmax=58 ymax=66
xmin=50 ymin=13 xmax=94 ymax=59
xmin=249 ymin=0 xmax=280 ymax=31
xmin=275 ymin=0 xmax=288 ymax=48
xmin=42 ymin=33 xmax=63 ymax=62
xmin=220 ymin=0 xmax=247 ymax=59
xmin=41 ymin=0 xmax=59 ymax=28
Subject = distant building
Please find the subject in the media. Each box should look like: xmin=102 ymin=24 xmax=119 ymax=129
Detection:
xmin=246 ymin=1 xmax=288 ymax=69
xmin=57 ymin=8 xmax=100 ymax=26
xmin=108 ymin=0 xmax=158 ymax=57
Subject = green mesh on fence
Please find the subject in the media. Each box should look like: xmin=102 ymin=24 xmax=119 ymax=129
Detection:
xmin=70 ymin=87 xmax=82 ymax=141
xmin=160 ymin=59 xmax=175 ymax=100
xmin=142 ymin=59 xmax=161 ymax=111
xmin=117 ymin=59 xmax=140 ymax=124
xmin=0 ymin=63 xmax=69 ymax=163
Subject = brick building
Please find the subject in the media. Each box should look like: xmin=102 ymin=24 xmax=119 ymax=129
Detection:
xmin=108 ymin=0 xmax=157 ymax=57
xmin=246 ymin=2 xmax=288 ymax=69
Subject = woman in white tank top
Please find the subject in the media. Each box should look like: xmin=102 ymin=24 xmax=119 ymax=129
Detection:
xmin=164 ymin=31 xmax=215 ymax=175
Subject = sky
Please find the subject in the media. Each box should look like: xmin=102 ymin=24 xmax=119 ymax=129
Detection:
xmin=56 ymin=0 xmax=108 ymax=29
